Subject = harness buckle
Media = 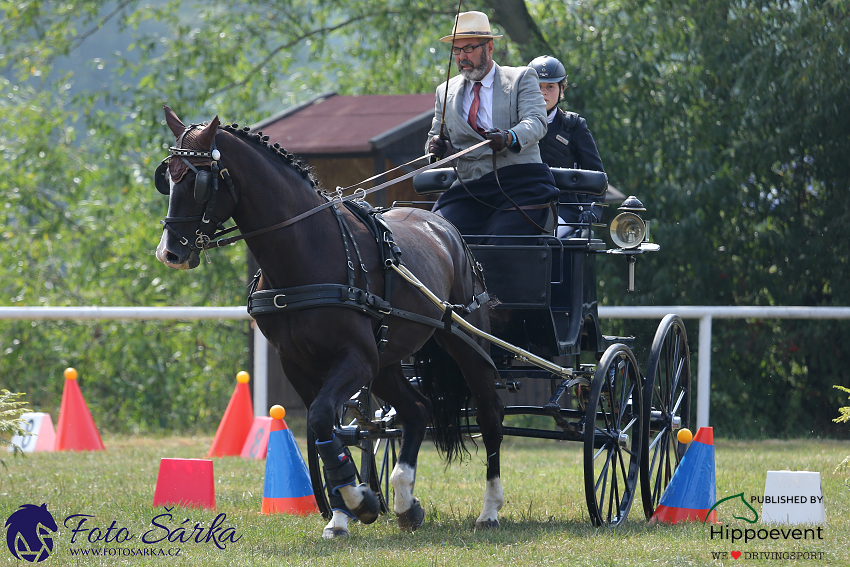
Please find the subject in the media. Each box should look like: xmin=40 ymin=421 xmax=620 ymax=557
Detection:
xmin=273 ymin=294 xmax=287 ymax=309
xmin=375 ymin=324 xmax=389 ymax=353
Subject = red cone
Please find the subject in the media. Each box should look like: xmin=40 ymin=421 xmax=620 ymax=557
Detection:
xmin=207 ymin=372 xmax=254 ymax=458
xmin=55 ymin=368 xmax=104 ymax=452
xmin=152 ymin=458 xmax=216 ymax=510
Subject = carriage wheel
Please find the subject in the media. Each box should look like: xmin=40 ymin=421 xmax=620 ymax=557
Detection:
xmin=583 ymin=344 xmax=643 ymax=527
xmin=640 ymin=314 xmax=691 ymax=519
xmin=305 ymin=389 xmax=394 ymax=521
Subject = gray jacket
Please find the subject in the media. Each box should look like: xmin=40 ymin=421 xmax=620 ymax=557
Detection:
xmin=426 ymin=63 xmax=548 ymax=182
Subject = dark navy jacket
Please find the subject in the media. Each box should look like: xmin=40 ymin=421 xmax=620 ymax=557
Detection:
xmin=539 ymin=109 xmax=605 ymax=227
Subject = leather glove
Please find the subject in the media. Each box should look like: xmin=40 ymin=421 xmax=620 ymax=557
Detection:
xmin=428 ymin=135 xmax=452 ymax=159
xmin=484 ymin=128 xmax=512 ymax=151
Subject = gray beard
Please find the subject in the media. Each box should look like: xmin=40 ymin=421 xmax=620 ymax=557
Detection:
xmin=459 ymin=59 xmax=488 ymax=82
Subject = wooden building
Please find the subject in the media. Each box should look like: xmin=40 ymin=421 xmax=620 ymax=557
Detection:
xmin=250 ymin=92 xmax=437 ymax=414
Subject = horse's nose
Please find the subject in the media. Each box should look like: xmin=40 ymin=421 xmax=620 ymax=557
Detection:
xmin=165 ymin=251 xmax=182 ymax=264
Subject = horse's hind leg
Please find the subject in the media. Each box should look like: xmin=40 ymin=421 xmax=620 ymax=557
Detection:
xmin=372 ymin=362 xmax=431 ymax=532
xmin=435 ymin=334 xmax=505 ymax=529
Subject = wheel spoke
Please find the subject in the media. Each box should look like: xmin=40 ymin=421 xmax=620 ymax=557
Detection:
xmin=595 ymin=446 xmax=613 ymax=508
xmin=607 ymin=456 xmax=619 ymax=522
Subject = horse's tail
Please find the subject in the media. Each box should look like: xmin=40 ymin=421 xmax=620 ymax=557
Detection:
xmin=415 ymin=336 xmax=474 ymax=464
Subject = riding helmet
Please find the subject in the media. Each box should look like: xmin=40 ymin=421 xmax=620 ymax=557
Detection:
xmin=528 ymin=55 xmax=566 ymax=83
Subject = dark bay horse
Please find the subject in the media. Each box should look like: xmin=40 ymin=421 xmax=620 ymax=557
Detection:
xmin=154 ymin=107 xmax=504 ymax=538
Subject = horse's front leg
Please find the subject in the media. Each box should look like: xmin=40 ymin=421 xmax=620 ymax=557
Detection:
xmin=309 ymin=348 xmax=381 ymax=538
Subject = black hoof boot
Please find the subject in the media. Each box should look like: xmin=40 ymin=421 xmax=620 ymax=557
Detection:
xmin=397 ymin=499 xmax=425 ymax=532
xmin=348 ymin=484 xmax=381 ymax=525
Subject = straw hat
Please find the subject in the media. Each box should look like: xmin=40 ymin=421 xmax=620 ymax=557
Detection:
xmin=440 ymin=11 xmax=503 ymax=43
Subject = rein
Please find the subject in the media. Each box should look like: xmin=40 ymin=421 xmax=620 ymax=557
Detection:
xmin=197 ymin=139 xmax=490 ymax=250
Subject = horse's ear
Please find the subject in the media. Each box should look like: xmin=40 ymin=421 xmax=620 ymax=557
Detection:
xmin=163 ymin=105 xmax=185 ymax=137
xmin=197 ymin=116 xmax=220 ymax=149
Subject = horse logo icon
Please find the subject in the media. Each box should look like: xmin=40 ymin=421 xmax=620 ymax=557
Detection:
xmin=5 ymin=504 xmax=58 ymax=562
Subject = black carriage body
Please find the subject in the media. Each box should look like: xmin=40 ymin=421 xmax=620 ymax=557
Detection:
xmin=313 ymin=168 xmax=689 ymax=529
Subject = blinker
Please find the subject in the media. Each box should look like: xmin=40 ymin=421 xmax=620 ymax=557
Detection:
xmin=155 ymin=161 xmax=170 ymax=195
xmin=194 ymin=170 xmax=213 ymax=203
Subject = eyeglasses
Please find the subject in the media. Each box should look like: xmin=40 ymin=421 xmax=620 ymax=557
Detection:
xmin=451 ymin=41 xmax=489 ymax=55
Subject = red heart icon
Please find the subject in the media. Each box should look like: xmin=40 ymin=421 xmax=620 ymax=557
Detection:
xmin=731 ymin=551 xmax=742 ymax=559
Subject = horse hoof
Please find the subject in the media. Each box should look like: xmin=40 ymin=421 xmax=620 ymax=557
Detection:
xmin=349 ymin=484 xmax=380 ymax=525
xmin=322 ymin=527 xmax=350 ymax=539
xmin=397 ymin=500 xmax=425 ymax=532
xmin=475 ymin=519 xmax=500 ymax=530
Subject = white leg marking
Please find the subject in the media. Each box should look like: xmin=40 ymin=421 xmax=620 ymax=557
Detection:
xmin=389 ymin=462 xmax=418 ymax=514
xmin=338 ymin=483 xmax=368 ymax=510
xmin=475 ymin=477 xmax=504 ymax=525
xmin=322 ymin=510 xmax=352 ymax=539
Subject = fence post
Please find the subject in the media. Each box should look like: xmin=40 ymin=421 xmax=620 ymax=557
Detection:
xmin=253 ymin=324 xmax=268 ymax=417
xmin=697 ymin=314 xmax=712 ymax=429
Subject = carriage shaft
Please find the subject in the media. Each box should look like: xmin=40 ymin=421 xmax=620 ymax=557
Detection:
xmin=392 ymin=264 xmax=574 ymax=378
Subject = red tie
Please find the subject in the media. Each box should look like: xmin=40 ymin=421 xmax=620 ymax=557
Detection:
xmin=467 ymin=82 xmax=486 ymax=136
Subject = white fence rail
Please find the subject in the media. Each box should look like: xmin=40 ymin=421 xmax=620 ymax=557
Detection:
xmin=0 ymin=307 xmax=267 ymax=417
xmin=598 ymin=306 xmax=850 ymax=429
xmin=3 ymin=306 xmax=850 ymax=426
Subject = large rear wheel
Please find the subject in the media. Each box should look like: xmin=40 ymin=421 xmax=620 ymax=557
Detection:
xmin=583 ymin=344 xmax=643 ymax=527
xmin=641 ymin=314 xmax=691 ymax=518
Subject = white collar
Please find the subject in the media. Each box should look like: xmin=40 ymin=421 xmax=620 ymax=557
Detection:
xmin=547 ymin=107 xmax=558 ymax=124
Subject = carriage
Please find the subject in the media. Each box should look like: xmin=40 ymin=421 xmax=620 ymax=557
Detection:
xmin=303 ymin=167 xmax=693 ymax=528
xmin=154 ymin=108 xmax=692 ymax=535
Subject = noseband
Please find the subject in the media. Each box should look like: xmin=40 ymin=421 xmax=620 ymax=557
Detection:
xmin=158 ymin=125 xmax=240 ymax=255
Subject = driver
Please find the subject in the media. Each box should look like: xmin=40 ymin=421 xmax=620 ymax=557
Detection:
xmin=426 ymin=11 xmax=558 ymax=240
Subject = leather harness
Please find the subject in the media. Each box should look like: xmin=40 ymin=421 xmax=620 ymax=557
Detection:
xmin=246 ymin=199 xmax=494 ymax=367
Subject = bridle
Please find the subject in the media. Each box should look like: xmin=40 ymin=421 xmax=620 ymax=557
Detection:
xmin=157 ymin=124 xmax=240 ymax=258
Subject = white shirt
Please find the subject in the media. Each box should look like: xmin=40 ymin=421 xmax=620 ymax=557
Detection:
xmin=461 ymin=62 xmax=497 ymax=131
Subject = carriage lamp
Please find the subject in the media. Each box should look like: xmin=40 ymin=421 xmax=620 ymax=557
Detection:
xmin=609 ymin=197 xmax=647 ymax=249
xmin=608 ymin=196 xmax=659 ymax=292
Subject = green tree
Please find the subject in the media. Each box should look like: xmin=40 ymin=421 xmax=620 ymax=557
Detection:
xmin=1 ymin=0 xmax=848 ymax=437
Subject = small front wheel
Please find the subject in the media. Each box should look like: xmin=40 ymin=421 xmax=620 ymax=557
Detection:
xmin=305 ymin=388 xmax=393 ymax=521
xmin=584 ymin=343 xmax=643 ymax=527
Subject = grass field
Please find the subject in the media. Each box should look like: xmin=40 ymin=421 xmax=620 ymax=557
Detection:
xmin=2 ymin=419 xmax=848 ymax=566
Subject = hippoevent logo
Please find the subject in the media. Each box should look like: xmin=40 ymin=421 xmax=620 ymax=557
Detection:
xmin=5 ymin=504 xmax=58 ymax=563
xmin=704 ymin=492 xmax=759 ymax=524
xmin=5 ymin=504 xmax=241 ymax=561
xmin=705 ymin=492 xmax=826 ymax=562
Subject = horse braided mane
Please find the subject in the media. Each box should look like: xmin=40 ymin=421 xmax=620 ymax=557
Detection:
xmin=221 ymin=123 xmax=323 ymax=192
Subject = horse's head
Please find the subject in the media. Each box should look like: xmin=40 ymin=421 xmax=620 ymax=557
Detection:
xmin=155 ymin=106 xmax=238 ymax=269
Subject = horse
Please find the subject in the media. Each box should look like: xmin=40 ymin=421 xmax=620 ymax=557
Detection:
xmin=153 ymin=106 xmax=504 ymax=538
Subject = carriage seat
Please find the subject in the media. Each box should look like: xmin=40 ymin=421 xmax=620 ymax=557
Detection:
xmin=412 ymin=167 xmax=608 ymax=196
